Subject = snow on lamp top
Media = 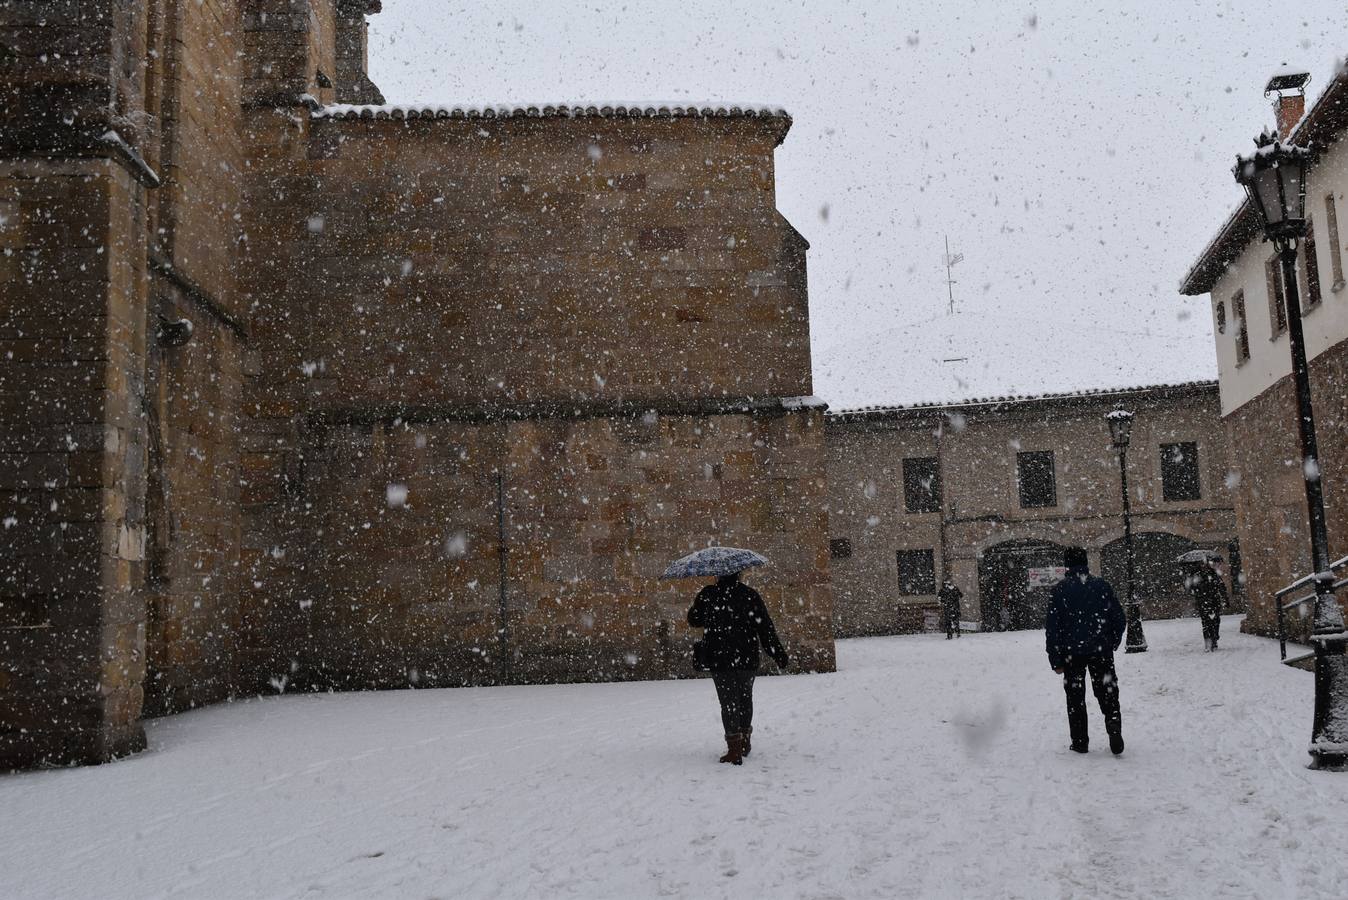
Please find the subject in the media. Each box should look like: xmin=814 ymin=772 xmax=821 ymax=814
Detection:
xmin=1233 ymin=128 xmax=1312 ymax=243
xmin=1105 ymin=407 xmax=1134 ymax=448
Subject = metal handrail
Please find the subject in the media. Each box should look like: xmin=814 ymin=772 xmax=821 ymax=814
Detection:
xmin=1275 ymin=569 xmax=1345 ymax=662
xmin=1278 ymin=593 xmax=1319 ymax=660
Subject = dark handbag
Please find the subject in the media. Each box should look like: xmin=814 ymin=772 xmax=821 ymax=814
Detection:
xmin=692 ymin=639 xmax=713 ymax=672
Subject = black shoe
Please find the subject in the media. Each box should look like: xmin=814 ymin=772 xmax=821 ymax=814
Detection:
xmin=1070 ymin=743 xmax=1089 ymax=754
xmin=1109 ymin=733 xmax=1124 ymax=756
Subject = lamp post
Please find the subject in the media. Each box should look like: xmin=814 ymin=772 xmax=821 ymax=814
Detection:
xmin=1106 ymin=408 xmax=1147 ymax=653
xmin=1234 ymin=128 xmax=1348 ymax=770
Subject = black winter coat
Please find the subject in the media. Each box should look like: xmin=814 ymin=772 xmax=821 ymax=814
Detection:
xmin=1188 ymin=567 xmax=1228 ymax=616
xmin=1045 ymin=566 xmax=1127 ymax=670
xmin=687 ymin=581 xmax=789 ymax=672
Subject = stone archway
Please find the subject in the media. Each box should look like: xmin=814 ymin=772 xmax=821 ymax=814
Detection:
xmin=977 ymin=539 xmax=1065 ymax=631
xmin=1100 ymin=532 xmax=1199 ymax=619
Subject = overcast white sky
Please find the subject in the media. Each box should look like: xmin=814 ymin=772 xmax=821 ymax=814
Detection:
xmin=368 ymin=2 xmax=1345 ymax=408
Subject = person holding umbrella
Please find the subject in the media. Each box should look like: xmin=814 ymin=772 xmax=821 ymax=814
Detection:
xmin=1182 ymin=552 xmax=1228 ymax=651
xmin=665 ymin=547 xmax=790 ymax=766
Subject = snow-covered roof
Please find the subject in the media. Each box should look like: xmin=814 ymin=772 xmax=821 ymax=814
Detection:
xmin=312 ymin=103 xmax=790 ymax=122
xmin=828 ymin=380 xmax=1217 ymax=419
xmin=1181 ymin=59 xmax=1348 ymax=296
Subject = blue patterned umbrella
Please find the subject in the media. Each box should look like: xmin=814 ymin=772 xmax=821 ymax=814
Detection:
xmin=660 ymin=546 xmax=769 ymax=579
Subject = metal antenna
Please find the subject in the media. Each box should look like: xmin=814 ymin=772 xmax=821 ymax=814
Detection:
xmin=944 ymin=235 xmax=964 ymax=315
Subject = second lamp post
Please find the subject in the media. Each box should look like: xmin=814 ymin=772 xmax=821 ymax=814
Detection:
xmin=1106 ymin=408 xmax=1147 ymax=653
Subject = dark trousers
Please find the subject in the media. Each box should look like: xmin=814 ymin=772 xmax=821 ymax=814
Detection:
xmin=942 ymin=608 xmax=958 ymax=639
xmin=1062 ymin=654 xmax=1122 ymax=748
xmin=1200 ymin=610 xmax=1221 ymax=646
xmin=712 ymin=672 xmax=755 ymax=736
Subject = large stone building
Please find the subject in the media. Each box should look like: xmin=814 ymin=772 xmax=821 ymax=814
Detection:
xmin=0 ymin=1 xmax=834 ymax=770
xmin=827 ymin=382 xmax=1239 ymax=636
xmin=1180 ymin=67 xmax=1348 ymax=640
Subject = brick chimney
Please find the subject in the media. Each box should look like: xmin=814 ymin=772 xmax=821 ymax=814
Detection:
xmin=1266 ymin=69 xmax=1311 ymax=138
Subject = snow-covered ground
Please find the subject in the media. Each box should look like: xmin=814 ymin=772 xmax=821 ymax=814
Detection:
xmin=3 ymin=616 xmax=1344 ymax=899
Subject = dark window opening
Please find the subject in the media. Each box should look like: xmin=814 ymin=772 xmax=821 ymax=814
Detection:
xmin=902 ymin=456 xmax=942 ymax=514
xmin=1232 ymin=291 xmax=1250 ymax=362
xmin=1017 ymin=450 xmax=1057 ymax=509
xmin=1161 ymin=441 xmax=1201 ymax=501
xmin=896 ymin=549 xmax=936 ymax=595
xmin=1215 ymin=301 xmax=1226 ymax=335
xmin=830 ymin=538 xmax=853 ymax=560
xmin=1304 ymin=218 xmax=1323 ymax=310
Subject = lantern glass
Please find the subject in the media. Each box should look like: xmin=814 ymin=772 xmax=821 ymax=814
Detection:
xmin=1251 ymin=164 xmax=1285 ymax=228
xmin=1279 ymin=156 xmax=1306 ymax=223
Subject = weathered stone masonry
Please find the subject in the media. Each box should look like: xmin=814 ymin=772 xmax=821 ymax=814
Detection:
xmin=0 ymin=1 xmax=834 ymax=770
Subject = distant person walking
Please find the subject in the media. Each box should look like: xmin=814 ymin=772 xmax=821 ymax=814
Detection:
xmin=1045 ymin=547 xmax=1127 ymax=755
xmin=939 ymin=579 xmax=963 ymax=639
xmin=687 ymin=572 xmax=789 ymax=765
xmin=1187 ymin=557 xmax=1228 ymax=651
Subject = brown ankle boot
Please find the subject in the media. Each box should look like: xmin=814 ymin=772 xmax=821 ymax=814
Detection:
xmin=719 ymin=733 xmax=746 ymax=765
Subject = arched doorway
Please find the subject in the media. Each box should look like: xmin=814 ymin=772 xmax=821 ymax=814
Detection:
xmin=1100 ymin=532 xmax=1199 ymax=619
xmin=977 ymin=539 xmax=1065 ymax=631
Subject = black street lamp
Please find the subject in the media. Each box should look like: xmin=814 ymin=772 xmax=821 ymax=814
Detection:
xmin=1234 ymin=127 xmax=1348 ymax=770
xmin=1106 ymin=408 xmax=1147 ymax=653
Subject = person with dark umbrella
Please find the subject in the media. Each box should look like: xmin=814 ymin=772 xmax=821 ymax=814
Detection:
xmin=685 ymin=571 xmax=789 ymax=765
xmin=1045 ymin=546 xmax=1127 ymax=755
xmin=938 ymin=578 xmax=963 ymax=639
xmin=1187 ymin=556 xmax=1229 ymax=651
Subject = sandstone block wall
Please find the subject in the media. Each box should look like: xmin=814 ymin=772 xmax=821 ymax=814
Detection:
xmin=1225 ymin=339 xmax=1348 ymax=640
xmin=234 ymin=407 xmax=833 ymax=694
xmin=1 ymin=1 xmax=834 ymax=769
xmin=236 ymin=106 xmax=830 ymax=688
xmin=0 ymin=158 xmax=152 ymax=768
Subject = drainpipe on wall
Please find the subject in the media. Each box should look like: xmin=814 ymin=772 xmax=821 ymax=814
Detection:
xmin=495 ymin=472 xmax=511 ymax=685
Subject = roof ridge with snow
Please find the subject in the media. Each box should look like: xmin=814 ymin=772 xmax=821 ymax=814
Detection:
xmin=828 ymin=379 xmax=1218 ymax=417
xmin=311 ymin=103 xmax=791 ymax=121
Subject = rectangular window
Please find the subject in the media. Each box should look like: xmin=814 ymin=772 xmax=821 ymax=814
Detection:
xmin=1215 ymin=300 xmax=1226 ymax=335
xmin=896 ymin=549 xmax=936 ymax=595
xmin=1232 ymin=291 xmax=1250 ymax=363
xmin=830 ymin=538 xmax=853 ymax=560
xmin=1303 ymin=217 xmax=1323 ymax=310
xmin=902 ymin=457 xmax=942 ymax=514
xmin=1016 ymin=450 xmax=1057 ymax=508
xmin=1161 ymin=441 xmax=1202 ymax=501
xmin=1326 ymin=194 xmax=1344 ymax=288
xmin=1266 ymin=255 xmax=1287 ymax=335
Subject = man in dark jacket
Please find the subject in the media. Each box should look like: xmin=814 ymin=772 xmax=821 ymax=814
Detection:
xmin=688 ymin=572 xmax=789 ymax=765
xmin=938 ymin=579 xmax=963 ymax=639
xmin=1187 ymin=558 xmax=1228 ymax=651
xmin=1045 ymin=547 xmax=1127 ymax=755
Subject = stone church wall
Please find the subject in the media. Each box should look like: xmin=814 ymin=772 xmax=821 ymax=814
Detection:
xmin=0 ymin=0 xmax=832 ymax=770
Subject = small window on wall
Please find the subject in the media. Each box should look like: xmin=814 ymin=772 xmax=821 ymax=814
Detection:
xmin=1161 ymin=442 xmax=1201 ymax=501
xmin=1232 ymin=291 xmax=1250 ymax=362
xmin=896 ymin=549 xmax=936 ymax=595
xmin=1017 ymin=450 xmax=1057 ymax=509
xmin=830 ymin=538 xmax=853 ymax=560
xmin=1266 ymin=255 xmax=1288 ymax=335
xmin=1302 ymin=217 xmax=1323 ymax=310
xmin=902 ymin=456 xmax=942 ymax=513
xmin=1326 ymin=193 xmax=1345 ymax=289
xmin=1215 ymin=301 xmax=1226 ymax=335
